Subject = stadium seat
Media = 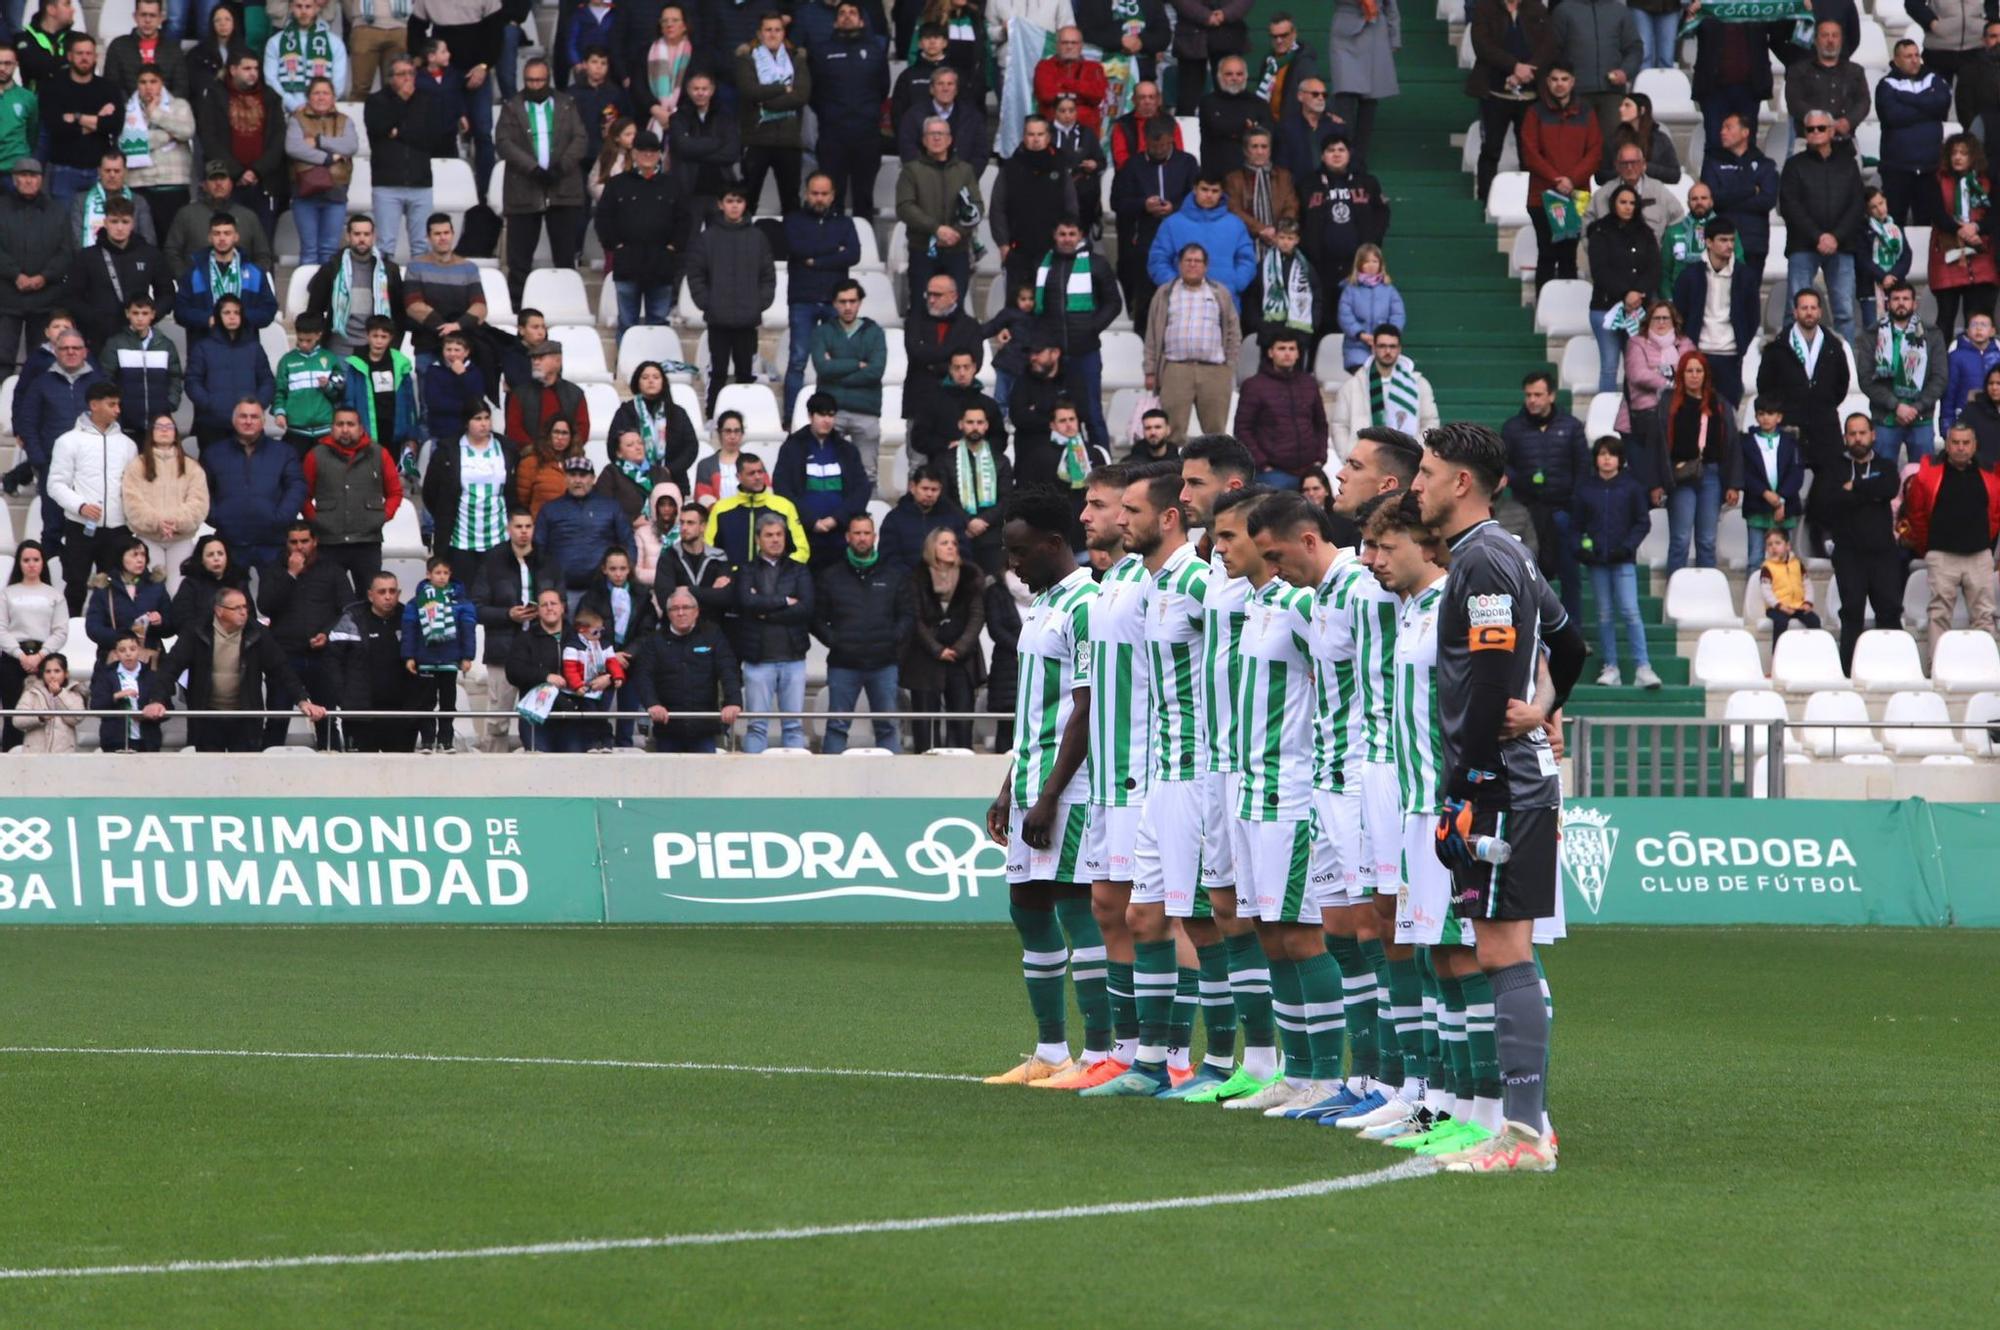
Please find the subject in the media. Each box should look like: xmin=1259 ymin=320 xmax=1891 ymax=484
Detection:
xmin=1557 ymin=335 xmax=1600 ymax=394
xmin=1 ymin=374 xmax=15 ymax=437
xmin=1637 ymin=507 xmax=1669 ymax=569
xmin=382 ymin=503 xmax=426 ymax=560
xmin=582 ymin=383 xmax=621 ymax=442
xmin=1770 ymin=628 xmax=1848 ymax=692
xmin=617 ymin=327 xmax=685 ymax=383
xmin=1961 ymin=690 xmax=2000 ymax=756
xmin=347 ymin=158 xmax=373 ymax=212
xmin=1692 ymin=628 xmax=1769 ymax=691
xmin=549 ymin=326 xmax=614 ymax=385
xmin=285 ymin=265 xmax=321 ymax=319
xmin=523 ymin=270 xmax=594 ymax=326
xmin=1634 ymin=68 xmax=1698 ymax=125
xmin=1665 ymin=568 xmax=1740 ymax=630
xmin=857 ymin=271 xmax=902 ymax=327
xmin=1849 ymin=629 xmax=1927 ymax=691
xmin=670 ymin=380 xmax=705 ymax=426
xmin=0 ymin=502 xmax=15 ymax=555
xmin=1584 ymin=390 xmax=1620 ymax=440
xmin=1799 ymin=690 xmax=1881 ymax=757
xmin=432 ymin=158 xmax=478 ymax=214
xmin=479 ymin=267 xmax=518 ymax=329
xmin=1509 ymin=225 xmax=1538 ymax=279
xmin=714 ymin=384 xmax=785 ymax=441
xmin=1929 ymin=630 xmax=2000 ymax=694
xmin=1100 ymin=332 xmax=1145 ymax=390
xmin=1485 ymin=171 xmax=1529 ymax=230
xmin=1723 ymin=688 xmax=1796 ymax=755
xmin=1533 ymin=280 xmax=1592 ymax=338
xmin=65 ymin=617 xmax=92 ymax=685
xmin=1882 ymin=690 xmax=1961 ymax=756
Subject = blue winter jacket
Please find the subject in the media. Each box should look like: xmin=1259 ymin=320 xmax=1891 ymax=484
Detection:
xmin=1502 ymin=408 xmax=1592 ymax=506
xmin=173 ymin=250 xmax=279 ymax=339
xmin=400 ymin=581 xmax=479 ymax=669
xmin=1874 ymin=70 xmax=1953 ymax=175
xmin=1700 ymin=145 xmax=1781 ymax=257
xmin=422 ymin=360 xmax=490 ymax=446
xmin=186 ymin=326 xmax=276 ymax=437
xmin=1568 ymin=469 xmax=1653 ymax=565
xmin=1337 ymin=280 xmax=1407 ymax=370
xmin=1943 ymin=333 xmax=2000 ymax=429
xmin=1146 ymin=194 xmax=1258 ymax=305
xmin=14 ymin=359 xmax=106 ymax=467
xmin=202 ymin=434 xmax=307 ymax=555
xmin=783 ymin=207 xmax=862 ymax=305
xmin=85 ymin=572 xmax=174 ymax=659
xmin=807 ymin=27 xmax=890 ymax=136
xmin=534 ymin=492 xmax=628 ymax=590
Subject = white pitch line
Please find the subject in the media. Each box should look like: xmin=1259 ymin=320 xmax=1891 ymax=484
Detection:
xmin=0 ymin=1160 xmax=1435 ymax=1282
xmin=0 ymin=1045 xmax=986 ymax=1084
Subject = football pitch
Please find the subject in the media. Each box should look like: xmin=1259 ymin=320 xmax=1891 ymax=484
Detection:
xmin=0 ymin=925 xmax=1989 ymax=1327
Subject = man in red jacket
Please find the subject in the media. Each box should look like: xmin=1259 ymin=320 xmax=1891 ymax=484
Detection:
xmin=1519 ymin=64 xmax=1602 ymax=291
xmin=1035 ymin=27 xmax=1109 ymax=137
xmin=1231 ymin=330 xmax=1328 ymax=488
xmin=1896 ymin=421 xmax=2000 ymax=652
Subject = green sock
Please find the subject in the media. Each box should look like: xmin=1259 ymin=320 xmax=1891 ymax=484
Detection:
xmin=1383 ymin=953 xmax=1422 ymax=1091
xmin=1417 ymin=949 xmax=1444 ymax=1094
xmin=1325 ymin=933 xmax=1375 ymax=1083
xmin=1269 ymin=958 xmax=1310 ymax=1080
xmin=1196 ymin=941 xmax=1237 ymax=1068
xmin=1438 ymin=973 xmax=1470 ymax=1103
xmin=1461 ymin=970 xmax=1501 ymax=1101
xmin=1010 ymin=904 xmax=1069 ymax=1045
xmin=1131 ymin=939 xmax=1179 ymax=1074
xmin=1224 ymin=931 xmax=1275 ymax=1051
xmin=1295 ymin=950 xmax=1346 ymax=1083
xmin=1107 ymin=959 xmax=1139 ymax=1047
xmin=1053 ymin=897 xmax=1112 ymax=1055
xmin=1168 ymin=964 xmax=1197 ymax=1060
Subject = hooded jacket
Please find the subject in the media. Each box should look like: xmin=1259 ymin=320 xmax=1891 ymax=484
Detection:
xmin=186 ymin=323 xmax=276 ymax=436
xmin=1945 ymin=333 xmax=2000 ymax=430
xmin=631 ymin=479 xmax=686 ymax=587
xmin=303 ymin=432 xmax=405 ymax=546
xmin=1145 ymin=192 xmax=1257 ymax=305
xmin=1568 ymin=468 xmax=1653 ymax=566
xmin=122 ymin=446 xmax=211 ymax=544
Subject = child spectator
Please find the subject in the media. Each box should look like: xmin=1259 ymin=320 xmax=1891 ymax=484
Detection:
xmin=400 ymin=553 xmax=477 ymax=753
xmin=561 ymin=604 xmax=627 ymax=752
xmin=1858 ymin=187 xmax=1912 ymax=335
xmin=422 ymin=332 xmax=489 ymax=450
xmin=1336 ymin=242 xmax=1404 ymax=371
xmin=271 ymin=312 xmax=342 ymax=451
xmin=1758 ymin=528 xmax=1822 ymax=637
xmin=981 ymin=281 xmax=1036 ymax=419
xmin=14 ymin=655 xmax=87 ymax=753
xmin=631 ymin=482 xmax=683 ymax=590
xmin=186 ymin=294 xmax=275 ymax=448
xmin=102 ymin=294 xmax=183 ymax=435
xmin=90 ymin=630 xmax=163 ymax=751
xmin=340 ymin=314 xmax=422 ymax=475
xmin=1943 ymin=312 xmax=2000 ymax=430
xmin=1739 ymin=396 xmax=1806 ymax=567
xmin=1571 ymin=436 xmax=1661 ymax=688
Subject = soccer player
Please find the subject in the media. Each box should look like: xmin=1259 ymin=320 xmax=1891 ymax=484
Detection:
xmin=984 ymin=486 xmax=1112 ymax=1085
xmin=1044 ymin=466 xmax=1154 ymax=1091
xmin=1408 ymin=423 xmax=1585 ymax=1172
xmin=1209 ymin=486 xmax=1348 ymax=1116
xmin=1174 ymin=437 xmax=1281 ymax=1103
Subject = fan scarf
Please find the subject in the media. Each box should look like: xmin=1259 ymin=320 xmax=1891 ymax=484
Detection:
xmin=329 ymin=249 xmax=390 ymax=341
xmin=954 ymin=440 xmax=998 ymax=509
xmin=1874 ymin=317 xmax=1929 ymax=402
xmin=1260 ymin=248 xmax=1314 ymax=329
xmin=1368 ymin=355 xmax=1422 ymax=434
xmin=1034 ymin=249 xmax=1093 ymax=313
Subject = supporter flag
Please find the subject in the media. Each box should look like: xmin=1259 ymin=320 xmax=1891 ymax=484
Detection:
xmin=1543 ymin=189 xmax=1581 ymax=244
xmin=996 ymin=18 xmax=1136 ymax=159
xmin=1677 ymin=0 xmax=1817 ymax=46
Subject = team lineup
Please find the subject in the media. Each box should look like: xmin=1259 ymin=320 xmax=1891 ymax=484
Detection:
xmin=984 ymin=424 xmax=1588 ymax=1175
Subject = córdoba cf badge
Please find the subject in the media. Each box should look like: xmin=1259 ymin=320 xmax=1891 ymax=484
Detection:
xmin=1559 ymin=805 xmax=1617 ymax=916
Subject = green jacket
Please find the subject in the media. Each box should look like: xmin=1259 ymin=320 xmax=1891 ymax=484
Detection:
xmin=342 ymin=348 xmax=421 ymax=448
xmin=1659 ymin=213 xmax=1743 ymax=299
xmin=272 ymin=346 xmax=342 ymax=441
xmin=807 ymin=316 xmax=886 ymax=417
xmin=0 ymin=86 xmax=38 ymax=171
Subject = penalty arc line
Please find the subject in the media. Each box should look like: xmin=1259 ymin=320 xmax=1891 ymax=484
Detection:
xmin=0 ymin=1160 xmax=1436 ymax=1282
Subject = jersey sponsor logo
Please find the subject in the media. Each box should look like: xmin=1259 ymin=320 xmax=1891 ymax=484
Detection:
xmin=1466 ymin=593 xmax=1514 ymax=626
xmin=1558 ymin=805 xmax=1617 ymax=915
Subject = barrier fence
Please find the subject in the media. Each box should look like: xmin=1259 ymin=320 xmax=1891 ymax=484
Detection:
xmin=0 ymin=796 xmax=1993 ymax=926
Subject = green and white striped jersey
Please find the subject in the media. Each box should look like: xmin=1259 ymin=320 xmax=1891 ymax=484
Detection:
xmin=1234 ymin=578 xmax=1317 ymax=822
xmin=1088 ymin=554 xmax=1153 ymax=806
xmin=1142 ymin=541 xmax=1209 ymax=783
xmin=1394 ymin=577 xmax=1449 ymax=816
xmin=1012 ymin=565 xmax=1097 ymax=808
xmin=1309 ymin=549 xmax=1400 ymax=790
xmin=1199 ymin=549 xmax=1251 ymax=774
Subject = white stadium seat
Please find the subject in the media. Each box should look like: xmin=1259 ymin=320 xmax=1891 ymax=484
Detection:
xmin=1584 ymin=388 xmax=1621 ymax=439
xmin=1634 ymin=68 xmax=1698 ymax=125
xmin=1534 ymin=280 xmax=1592 ymax=338
xmin=523 ymin=270 xmax=594 ymax=326
xmin=1929 ymin=630 xmax=2000 ymax=694
xmin=1100 ymin=332 xmax=1146 ymax=390
xmin=479 ymin=267 xmax=518 ymax=329
xmin=1882 ymin=691 xmax=1961 ymax=756
xmin=1665 ymin=569 xmax=1740 ymax=630
xmin=1770 ymin=628 xmax=1848 ymax=692
xmin=1486 ymin=171 xmax=1529 ymax=229
xmin=714 ymin=383 xmax=784 ymax=441
xmin=1693 ymin=629 xmax=1769 ymax=691
xmin=548 ymin=325 xmax=614 ymax=385
xmin=1723 ymin=688 xmax=1796 ymax=755
xmin=1800 ymin=690 xmax=1881 ymax=757
xmin=583 ymin=383 xmax=622 ymax=442
xmin=617 ymin=327 xmax=684 ymax=383
xmin=857 ymin=270 xmax=902 ymax=328
xmin=1557 ymin=335 xmax=1600 ymax=394
xmin=1849 ymin=629 xmax=1927 ymax=691
xmin=1961 ymin=691 xmax=2000 ymax=756
xmin=285 ymin=265 xmax=321 ymax=319
xmin=432 ymin=157 xmax=478 ymax=213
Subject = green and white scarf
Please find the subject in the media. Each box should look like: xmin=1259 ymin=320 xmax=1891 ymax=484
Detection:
xmin=1260 ymin=248 xmax=1314 ymax=329
xmin=275 ymin=21 xmax=335 ymax=94
xmin=1605 ymin=301 xmax=1644 ymax=336
xmin=1875 ymin=317 xmax=1929 ymax=402
xmin=616 ymin=456 xmax=651 ymax=487
xmin=751 ymin=42 xmax=798 ymax=125
xmin=634 ymin=399 xmax=667 ymax=468
xmin=1054 ymin=431 xmax=1091 ymax=487
xmin=1257 ymin=49 xmax=1294 ymax=103
xmin=118 ymin=91 xmax=158 ymax=170
xmin=1034 ymin=249 xmax=1093 ymax=313
xmin=414 ymin=582 xmax=458 ymax=647
xmin=1677 ymin=0 xmax=1815 ymax=44
xmin=1954 ymin=171 xmax=1991 ymax=226
xmin=1868 ymin=215 xmax=1905 ymax=272
xmin=526 ymin=97 xmax=554 ymax=169
xmin=1787 ymin=323 xmax=1823 ymax=375
xmin=79 ymin=183 xmax=132 ymax=246
xmin=1369 ymin=355 xmax=1422 ymax=434
xmin=208 ymin=250 xmax=243 ymax=299
xmin=954 ymin=439 xmax=998 ymax=509
xmin=329 ymin=249 xmax=390 ymax=342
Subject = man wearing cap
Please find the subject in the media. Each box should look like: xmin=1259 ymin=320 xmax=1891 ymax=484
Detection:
xmin=594 ymin=127 xmax=685 ymax=338
xmin=0 ymin=158 xmax=76 ymax=379
xmin=505 ymin=340 xmax=590 ymax=446
xmin=532 ymin=454 xmax=627 ymax=592
xmin=163 ymin=161 xmax=278 ymax=274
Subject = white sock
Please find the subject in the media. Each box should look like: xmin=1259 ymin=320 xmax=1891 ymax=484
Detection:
xmin=1034 ymin=1042 xmax=1070 ymax=1065
xmin=1080 ymin=1048 xmax=1108 ymax=1065
xmin=1473 ymin=1095 xmax=1505 ymax=1133
xmin=1242 ymin=1043 xmax=1278 ymax=1079
xmin=1112 ymin=1037 xmax=1138 ymax=1064
xmin=1345 ymin=1074 xmax=1365 ymax=1093
xmin=1167 ymin=1045 xmax=1191 ymax=1072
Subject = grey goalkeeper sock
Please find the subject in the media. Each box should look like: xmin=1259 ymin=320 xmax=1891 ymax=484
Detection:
xmin=1489 ymin=961 xmax=1548 ymax=1131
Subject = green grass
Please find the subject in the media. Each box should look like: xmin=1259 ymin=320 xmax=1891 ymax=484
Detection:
xmin=0 ymin=925 xmax=1989 ymax=1326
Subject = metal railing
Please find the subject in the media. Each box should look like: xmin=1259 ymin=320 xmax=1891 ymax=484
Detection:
xmin=1569 ymin=717 xmax=1999 ymax=799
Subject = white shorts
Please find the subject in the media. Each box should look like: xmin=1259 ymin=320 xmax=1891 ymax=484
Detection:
xmin=1397 ymin=813 xmax=1474 ymax=948
xmin=1081 ymin=804 xmax=1141 ymax=883
xmin=1359 ymin=762 xmax=1404 ymax=897
xmin=1198 ymin=770 xmax=1239 ymax=890
xmin=1004 ymin=801 xmax=1092 ymax=886
xmin=1236 ymin=814 xmax=1336 ymax=924
xmin=1134 ymin=780 xmax=1206 ymax=916
xmin=1312 ymin=786 xmax=1366 ymax=907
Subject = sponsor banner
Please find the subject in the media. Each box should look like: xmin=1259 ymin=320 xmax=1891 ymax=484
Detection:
xmin=597 ymin=799 xmax=1011 ymax=922
xmin=0 ymin=801 xmax=604 ymax=923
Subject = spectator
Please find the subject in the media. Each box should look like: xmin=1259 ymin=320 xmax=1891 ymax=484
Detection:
xmin=402 ymin=217 xmax=486 ymax=375
xmin=171 ymin=534 xmax=252 ymax=632
xmin=203 ymin=399 xmax=305 ymax=569
xmin=195 ymin=54 xmax=285 ymax=237
xmin=1785 ymin=21 xmax=1869 ymax=151
xmin=904 ymin=272 xmax=985 ymax=427
xmin=505 ymin=344 xmax=591 ymax=457
xmin=981 ymin=279 xmax=1038 ymax=413
xmin=187 ymin=6 xmax=252 ymax=99
xmin=982 ymin=568 xmax=1021 ymax=751
xmin=1047 ymin=91 xmax=1108 ymax=237
xmin=781 ymin=172 xmax=860 ymax=420
xmin=1030 ymin=216 xmax=1121 ymax=449
xmin=813 ymin=511 xmax=909 ymax=753
xmin=1911 ymin=0 xmax=1992 ymax=86
xmin=422 ymin=332 xmax=490 ymax=455
xmin=163 ymin=162 xmax=277 ymax=275
xmin=406 ymin=7 xmax=498 ymax=195
xmin=992 ymin=117 xmax=1077 ymax=296
xmin=15 ymin=326 xmax=102 ymax=544
xmin=1585 ymin=140 xmax=1685 ymax=244
xmin=122 ymin=415 xmax=208 ymax=588
xmin=1109 ymin=80 xmax=1180 ymax=169
xmin=1946 ymin=312 xmax=2000 ymax=431
xmin=186 ymin=294 xmax=275 ymax=448
xmin=1168 ymin=0 xmax=1248 ymax=117
xmin=575 ymin=547 xmax=652 ymax=746
xmin=879 ymin=464 xmax=967 ymax=573
xmin=12 ymin=0 xmax=77 ymax=91
xmin=657 ymin=500 xmax=738 ymax=617
xmin=917 ymin=0 xmax=991 ymax=94
xmin=1963 ymin=363 xmax=2000 ymax=463
xmin=99 ymin=293 xmax=182 ymax=437
xmin=1855 ymin=188 xmax=1912 ymax=337
xmin=495 ymin=59 xmax=588 ymax=306
xmin=326 ymin=570 xmax=423 ymax=751
xmin=365 ymin=57 xmax=449 ymax=265
xmin=1520 ymin=63 xmax=1601 ymax=290
xmin=687 ymin=184 xmax=776 ymax=414
xmin=1255 ymin=217 xmax=1321 ymax=354
xmin=1012 ymin=390 xmax=1105 ymax=494
xmin=84 ymin=536 xmax=171 ymax=664
xmin=910 ymin=348 xmax=1005 ymax=468
xmin=628 ymin=584 xmax=742 ymax=751
xmin=895 ymin=114 xmax=983 ymax=306
xmin=0 ymin=540 xmax=65 ymax=750
xmin=1878 ymin=39 xmax=1953 ymax=225
xmin=587 ymin=112 xmax=637 ymax=208
xmin=48 ymin=381 xmax=140 ymax=613
xmin=809 ymin=280 xmax=890 ymax=484
xmin=1503 ymin=369 xmax=1589 ymax=622
xmin=891 ymin=22 xmax=954 ymax=133
xmin=1649 ymin=350 xmax=1742 ymax=574
xmin=1858 ymin=278 xmax=1949 ymax=465
xmin=344 ymin=0 xmax=410 ymax=97
xmin=1145 ymin=241 xmax=1242 ymax=444
xmin=732 ymin=515 xmax=813 ymax=752
xmin=941 ymin=403 xmax=1010 ymax=573
xmin=283 ymin=77 xmax=356 ymax=266
xmin=668 ymin=72 xmax=740 ymax=212
xmin=901 ymin=524 xmax=983 ymax=750
xmin=1618 ymin=302 xmax=1692 ymax=484
xmin=1756 ymin=527 xmax=1822 ymax=637
xmin=594 ymin=131 xmax=685 ymax=340
xmin=808 ymin=1 xmax=889 ymax=218
xmin=471 ymin=508 xmax=564 ymax=749
xmin=1672 ymin=215 xmax=1758 ymax=407
xmin=706 ymin=453 xmax=811 ymax=564
xmin=897 ymin=66 xmax=991 ymax=174
xmin=39 ymin=35 xmax=118 ymax=205
xmin=503 ymin=587 xmax=582 ymax=752
xmin=1691 ymin=12 xmax=1788 ymax=152
xmin=1587 ymin=183 xmax=1661 ymax=396
xmin=1332 ymin=325 xmax=1438 ymax=459
xmin=143 ymin=584 xmax=320 ymax=748
xmin=303 ymin=404 xmax=404 ymax=594
xmin=630 ymin=480 xmax=685 ymax=588
xmin=1224 ymin=126 xmax=1299 ymax=265
xmin=264 ymin=0 xmax=348 ymax=114
xmin=270 ymin=312 xmax=340 ymax=451
xmin=0 ymin=160 xmax=75 ymax=380
xmin=1033 ymin=26 xmax=1105 ymax=136
xmin=1960 ymin=17 xmax=2000 ymax=135
xmin=693 ymin=412 xmax=748 ymax=502
xmin=1570 ymin=435 xmax=1658 ymax=687
xmin=105 ymin=0 xmax=189 ymax=100
xmin=736 ymin=13 xmax=811 ymax=212
xmin=13 ymin=653 xmax=85 ymax=750
xmin=1823 ymin=413 xmax=1906 ymax=670
xmin=1598 ymin=91 xmax=1681 ymax=189
xmin=1741 ymin=395 xmax=1807 ymax=567
xmin=65 ymin=149 xmax=161 ymax=254
xmin=1325 ymin=0 xmax=1398 ymax=160
xmin=607 ymin=361 xmax=698 ymax=487
xmin=1147 ymin=174 xmax=1256 ymax=307
xmin=339 ymin=314 xmax=421 ymax=476
xmin=0 ymin=52 xmax=36 ymax=180
xmin=305 ymin=214 xmax=405 ymax=357
xmin=258 ymin=520 xmax=349 ymax=746
xmin=1549 ymin=0 xmax=1639 ymax=141
xmin=567 ymin=48 xmax=633 ymax=172
xmin=1198 ymin=55 xmax=1271 ymax=180
xmin=399 ymin=553 xmax=476 ymax=751
xmin=67 ymin=204 xmax=174 ymax=361
xmin=531 ymin=455 xmax=625 ymax=593
xmin=1756 ymin=288 xmax=1850 ymax=518
xmin=1701 ymin=112 xmax=1780 ymax=279
xmin=1465 ymin=0 xmax=1555 ymax=204
xmin=774 ymin=393 xmax=873 ymax=568
xmin=1111 ymin=119 xmax=1198 ymax=326
xmin=90 ymin=629 xmax=164 ymax=751
xmin=1131 ymin=407 xmax=1182 ymax=463
xmin=1233 ymin=329 xmax=1326 ymax=488
xmin=1659 ymin=182 xmax=1735 ymax=301
xmin=595 ymin=429 xmax=668 ymax=527
xmin=173 ymin=214 xmax=279 ymax=344
xmin=1249 ymin=9 xmax=1317 ymax=119
xmin=1922 ymin=132 xmax=2000 ymax=337
xmin=1897 ymin=421 xmax=2000 ymax=650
